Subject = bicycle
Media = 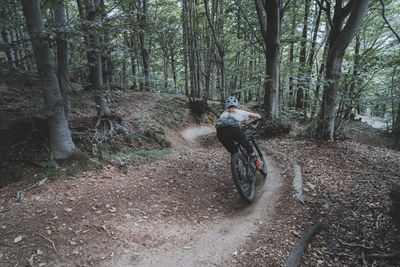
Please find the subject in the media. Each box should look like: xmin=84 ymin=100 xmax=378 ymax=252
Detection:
xmin=231 ymin=119 xmax=267 ymax=202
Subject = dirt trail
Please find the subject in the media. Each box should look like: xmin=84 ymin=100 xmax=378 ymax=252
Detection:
xmin=106 ymin=126 xmax=283 ymax=266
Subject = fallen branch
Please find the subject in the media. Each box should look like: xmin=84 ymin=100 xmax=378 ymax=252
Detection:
xmin=285 ymin=223 xmax=323 ymax=267
xmin=34 ymin=233 xmax=57 ymax=253
xmin=339 ymin=240 xmax=373 ymax=250
xmin=16 ymin=177 xmax=48 ymax=200
xmin=293 ymin=163 xmax=304 ymax=204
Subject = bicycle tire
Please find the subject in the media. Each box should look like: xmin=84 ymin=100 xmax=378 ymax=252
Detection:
xmin=231 ymin=152 xmax=255 ymax=202
xmin=252 ymin=141 xmax=268 ymax=177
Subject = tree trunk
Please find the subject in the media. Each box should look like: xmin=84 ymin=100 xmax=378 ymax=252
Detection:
xmin=304 ymin=3 xmax=322 ymax=115
xmin=170 ymin=47 xmax=178 ymax=94
xmin=129 ymin=32 xmax=137 ymax=90
xmin=182 ymin=0 xmax=189 ymax=97
xmin=288 ymin=0 xmax=297 ymax=107
xmin=204 ymin=0 xmax=226 ymax=103
xmin=316 ymin=0 xmax=371 ymax=140
xmin=1 ymin=30 xmax=16 ymax=70
xmin=54 ymin=0 xmax=71 ymax=121
xmin=86 ymin=0 xmax=110 ymax=116
xmin=21 ymin=0 xmax=75 ymax=160
xmin=255 ymin=0 xmax=280 ymax=118
xmin=162 ymin=47 xmax=169 ymax=91
xmin=138 ymin=0 xmax=150 ymax=91
xmin=344 ymin=35 xmax=360 ymax=119
xmin=296 ymin=0 xmax=309 ymax=111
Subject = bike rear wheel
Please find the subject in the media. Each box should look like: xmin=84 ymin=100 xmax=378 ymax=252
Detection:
xmin=231 ymin=152 xmax=255 ymax=202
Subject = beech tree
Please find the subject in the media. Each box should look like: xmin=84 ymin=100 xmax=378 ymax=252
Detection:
xmin=254 ymin=0 xmax=288 ymax=118
xmin=380 ymin=0 xmax=400 ymax=139
xmin=21 ymin=0 xmax=75 ymax=159
xmin=53 ymin=0 xmax=71 ymax=121
xmin=316 ymin=0 xmax=371 ymax=140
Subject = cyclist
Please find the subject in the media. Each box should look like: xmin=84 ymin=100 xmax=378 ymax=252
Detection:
xmin=216 ymin=96 xmax=263 ymax=170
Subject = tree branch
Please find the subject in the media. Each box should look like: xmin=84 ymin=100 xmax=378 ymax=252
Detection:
xmin=379 ymin=0 xmax=400 ymax=43
xmin=233 ymin=0 xmax=265 ymax=50
xmin=315 ymin=0 xmax=334 ymax=30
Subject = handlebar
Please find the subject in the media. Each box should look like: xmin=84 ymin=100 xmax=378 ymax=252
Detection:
xmin=242 ymin=118 xmax=262 ymax=130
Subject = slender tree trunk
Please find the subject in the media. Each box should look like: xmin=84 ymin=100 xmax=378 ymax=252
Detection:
xmin=162 ymin=47 xmax=169 ymax=91
xmin=130 ymin=32 xmax=137 ymax=90
xmin=10 ymin=30 xmax=21 ymax=67
xmin=182 ymin=0 xmax=189 ymax=97
xmin=14 ymin=28 xmax=27 ymax=71
xmin=86 ymin=0 xmax=110 ymax=116
xmin=54 ymin=0 xmax=71 ymax=121
xmin=170 ymin=47 xmax=178 ymax=94
xmin=138 ymin=0 xmax=150 ymax=91
xmin=1 ymin=30 xmax=16 ymax=70
xmin=21 ymin=0 xmax=75 ymax=160
xmin=296 ymin=0 xmax=309 ymax=111
xmin=288 ymin=0 xmax=296 ymax=107
xmin=317 ymin=0 xmax=371 ymax=140
xmin=204 ymin=0 xmax=226 ymax=104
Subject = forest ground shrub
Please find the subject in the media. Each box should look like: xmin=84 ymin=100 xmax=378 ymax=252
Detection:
xmin=101 ymin=149 xmax=171 ymax=167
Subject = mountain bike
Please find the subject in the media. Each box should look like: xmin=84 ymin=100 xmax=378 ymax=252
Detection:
xmin=231 ymin=119 xmax=267 ymax=202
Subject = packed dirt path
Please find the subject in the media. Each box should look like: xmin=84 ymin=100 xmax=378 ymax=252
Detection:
xmin=0 ymin=123 xmax=285 ymax=267
xmin=106 ymin=126 xmax=283 ymax=266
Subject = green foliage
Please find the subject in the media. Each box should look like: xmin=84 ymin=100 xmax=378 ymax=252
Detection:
xmin=101 ymin=149 xmax=171 ymax=167
xmin=152 ymin=95 xmax=186 ymax=127
xmin=258 ymin=113 xmax=292 ymax=138
xmin=144 ymin=127 xmax=172 ymax=148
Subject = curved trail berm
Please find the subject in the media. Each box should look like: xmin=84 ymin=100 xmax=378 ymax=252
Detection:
xmin=106 ymin=126 xmax=283 ymax=266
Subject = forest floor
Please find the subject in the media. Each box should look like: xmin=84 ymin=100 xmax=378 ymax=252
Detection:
xmin=0 ymin=74 xmax=399 ymax=266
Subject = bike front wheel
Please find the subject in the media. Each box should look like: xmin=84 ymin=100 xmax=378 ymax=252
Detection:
xmin=231 ymin=152 xmax=255 ymax=202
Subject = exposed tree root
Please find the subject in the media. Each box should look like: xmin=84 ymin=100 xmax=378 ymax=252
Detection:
xmin=91 ymin=114 xmax=141 ymax=145
xmin=16 ymin=177 xmax=48 ymax=200
xmin=285 ymin=223 xmax=323 ymax=267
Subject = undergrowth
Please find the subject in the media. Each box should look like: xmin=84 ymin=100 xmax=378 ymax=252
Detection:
xmin=101 ymin=149 xmax=171 ymax=167
xmin=152 ymin=94 xmax=186 ymax=127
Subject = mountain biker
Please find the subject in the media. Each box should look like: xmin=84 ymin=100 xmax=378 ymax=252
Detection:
xmin=216 ymin=96 xmax=263 ymax=170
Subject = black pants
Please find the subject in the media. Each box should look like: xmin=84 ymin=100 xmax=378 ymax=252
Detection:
xmin=216 ymin=126 xmax=254 ymax=155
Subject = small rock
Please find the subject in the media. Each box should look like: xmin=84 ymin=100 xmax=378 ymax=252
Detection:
xmin=64 ymin=208 xmax=72 ymax=212
xmin=317 ymin=260 xmax=324 ymax=264
xmin=70 ymin=241 xmax=77 ymax=246
xmin=306 ymin=182 xmax=316 ymax=190
xmin=232 ymin=250 xmax=238 ymax=256
xmin=14 ymin=236 xmax=23 ymax=243
xmin=183 ymin=246 xmax=192 ymax=250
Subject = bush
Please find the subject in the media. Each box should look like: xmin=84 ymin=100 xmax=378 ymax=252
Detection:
xmin=101 ymin=149 xmax=171 ymax=167
xmin=259 ymin=117 xmax=292 ymax=137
